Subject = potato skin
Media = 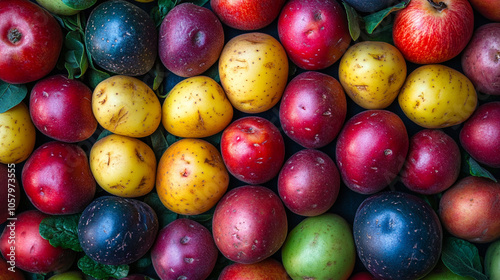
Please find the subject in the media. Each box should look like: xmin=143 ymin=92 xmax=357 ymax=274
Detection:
xmin=156 ymin=138 xmax=229 ymax=215
xmin=219 ymin=32 xmax=289 ymax=113
xmin=90 ymin=134 xmax=156 ymax=198
xmin=162 ymin=76 xmax=233 ymax=138
xmin=339 ymin=41 xmax=407 ymax=109
xmin=398 ymin=64 xmax=477 ymax=128
xmin=92 ymin=75 xmax=161 ymax=138
xmin=0 ymin=102 xmax=36 ymax=164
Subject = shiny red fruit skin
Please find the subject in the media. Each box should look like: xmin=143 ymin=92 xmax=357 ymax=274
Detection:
xmin=210 ymin=0 xmax=286 ymax=30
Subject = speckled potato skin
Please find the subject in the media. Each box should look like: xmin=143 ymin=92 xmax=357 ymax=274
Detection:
xmin=90 ymin=134 xmax=156 ymax=198
xmin=162 ymin=76 xmax=233 ymax=138
xmin=156 ymin=138 xmax=229 ymax=215
xmin=0 ymin=102 xmax=36 ymax=164
xmin=398 ymin=64 xmax=477 ymax=128
xmin=339 ymin=41 xmax=407 ymax=109
xmin=92 ymin=75 xmax=161 ymax=138
xmin=219 ymin=32 xmax=289 ymax=113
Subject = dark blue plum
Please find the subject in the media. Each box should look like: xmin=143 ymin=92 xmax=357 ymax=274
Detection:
xmin=353 ymin=191 xmax=442 ymax=280
xmin=85 ymin=0 xmax=157 ymax=76
xmin=78 ymin=196 xmax=159 ymax=265
xmin=343 ymin=0 xmax=396 ymax=13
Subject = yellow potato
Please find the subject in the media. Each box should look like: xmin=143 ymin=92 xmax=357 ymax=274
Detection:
xmin=339 ymin=41 xmax=407 ymax=109
xmin=92 ymin=75 xmax=161 ymax=138
xmin=162 ymin=76 xmax=233 ymax=138
xmin=0 ymin=102 xmax=36 ymax=164
xmin=156 ymin=138 xmax=229 ymax=215
xmin=219 ymin=32 xmax=289 ymax=113
xmin=90 ymin=134 xmax=156 ymax=198
xmin=398 ymin=64 xmax=477 ymax=128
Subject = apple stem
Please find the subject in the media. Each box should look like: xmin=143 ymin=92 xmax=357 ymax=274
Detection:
xmin=427 ymin=0 xmax=447 ymax=11
xmin=8 ymin=28 xmax=22 ymax=44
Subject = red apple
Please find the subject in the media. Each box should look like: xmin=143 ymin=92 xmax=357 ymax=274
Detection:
xmin=220 ymin=116 xmax=285 ymax=185
xmin=21 ymin=141 xmax=96 ymax=215
xmin=459 ymin=101 xmax=500 ymax=168
xmin=277 ymin=149 xmax=340 ymax=216
xmin=277 ymin=0 xmax=351 ymax=70
xmin=0 ymin=210 xmax=76 ymax=274
xmin=0 ymin=164 xmax=20 ymax=225
xmin=219 ymin=258 xmax=290 ymax=279
xmin=392 ymin=0 xmax=474 ymax=64
xmin=335 ymin=110 xmax=409 ymax=194
xmin=461 ymin=23 xmax=500 ymax=96
xmin=158 ymin=3 xmax=225 ymax=77
xmin=210 ymin=0 xmax=286 ymax=30
xmin=400 ymin=129 xmax=461 ymax=195
xmin=468 ymin=0 xmax=500 ymax=21
xmin=279 ymin=71 xmax=347 ymax=148
xmin=0 ymin=0 xmax=63 ymax=84
xmin=439 ymin=176 xmax=500 ymax=243
xmin=212 ymin=185 xmax=288 ymax=264
xmin=30 ymin=74 xmax=98 ymax=143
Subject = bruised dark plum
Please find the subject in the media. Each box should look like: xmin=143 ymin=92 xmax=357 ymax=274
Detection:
xmin=353 ymin=191 xmax=442 ymax=280
xmin=78 ymin=196 xmax=159 ymax=265
xmin=85 ymin=0 xmax=157 ymax=76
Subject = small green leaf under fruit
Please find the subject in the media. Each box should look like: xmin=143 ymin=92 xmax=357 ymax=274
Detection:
xmin=342 ymin=1 xmax=361 ymax=41
xmin=78 ymin=255 xmax=129 ymax=280
xmin=466 ymin=154 xmax=498 ymax=182
xmin=363 ymin=1 xmax=409 ymax=34
xmin=63 ymin=30 xmax=88 ymax=79
xmin=150 ymin=127 xmax=169 ymax=162
xmin=96 ymin=129 xmax=113 ymax=141
xmin=441 ymin=237 xmax=488 ymax=280
xmin=62 ymin=0 xmax=97 ymax=10
xmin=39 ymin=214 xmax=83 ymax=252
xmin=0 ymin=81 xmax=28 ymax=114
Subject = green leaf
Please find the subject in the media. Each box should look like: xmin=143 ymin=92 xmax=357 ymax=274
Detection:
xmin=152 ymin=59 xmax=166 ymax=91
xmin=78 ymin=255 xmax=129 ymax=280
xmin=342 ymin=1 xmax=361 ymax=41
xmin=64 ymin=30 xmax=88 ymax=79
xmin=203 ymin=131 xmax=223 ymax=147
xmin=150 ymin=127 xmax=169 ymax=162
xmin=0 ymin=81 xmax=28 ymax=114
xmin=466 ymin=154 xmax=498 ymax=182
xmin=441 ymin=237 xmax=488 ymax=280
xmin=85 ymin=35 xmax=111 ymax=88
xmin=202 ymin=62 xmax=220 ymax=83
xmin=179 ymin=0 xmax=209 ymax=6
xmin=61 ymin=0 xmax=98 ymax=10
xmin=143 ymin=192 xmax=178 ymax=228
xmin=39 ymin=214 xmax=83 ymax=252
xmin=152 ymin=0 xmax=177 ymax=26
xmin=358 ymin=22 xmax=394 ymax=44
xmin=363 ymin=1 xmax=409 ymax=34
xmin=179 ymin=206 xmax=215 ymax=230
xmin=54 ymin=13 xmax=86 ymax=33
xmin=96 ymin=129 xmax=113 ymax=141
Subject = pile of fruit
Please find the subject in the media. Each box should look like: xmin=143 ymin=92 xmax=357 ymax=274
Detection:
xmin=0 ymin=0 xmax=499 ymax=279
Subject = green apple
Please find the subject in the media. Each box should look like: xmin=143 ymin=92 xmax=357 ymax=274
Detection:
xmin=485 ymin=239 xmax=500 ymax=280
xmin=35 ymin=0 xmax=97 ymax=15
xmin=421 ymin=261 xmax=474 ymax=280
xmin=48 ymin=271 xmax=85 ymax=280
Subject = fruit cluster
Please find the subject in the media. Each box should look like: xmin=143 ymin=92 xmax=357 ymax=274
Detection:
xmin=0 ymin=0 xmax=499 ymax=279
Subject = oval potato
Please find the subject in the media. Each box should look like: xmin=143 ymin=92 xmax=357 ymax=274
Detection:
xmin=156 ymin=138 xmax=229 ymax=215
xmin=219 ymin=32 xmax=288 ymax=113
xmin=90 ymin=134 xmax=156 ymax=198
xmin=162 ymin=76 xmax=233 ymax=138
xmin=0 ymin=102 xmax=36 ymax=164
xmin=339 ymin=41 xmax=407 ymax=109
xmin=398 ymin=64 xmax=477 ymax=128
xmin=92 ymin=75 xmax=162 ymax=138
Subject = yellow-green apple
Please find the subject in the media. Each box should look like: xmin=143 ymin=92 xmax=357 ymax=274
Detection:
xmin=0 ymin=210 xmax=76 ymax=274
xmin=210 ymin=0 xmax=286 ymax=30
xmin=279 ymin=71 xmax=347 ymax=148
xmin=485 ymin=239 xmax=500 ymax=280
xmin=220 ymin=116 xmax=285 ymax=185
xmin=159 ymin=3 xmax=224 ymax=77
xmin=277 ymin=0 xmax=351 ymax=70
xmin=392 ymin=0 xmax=474 ymax=64
xmin=468 ymin=0 xmax=500 ymax=21
xmin=461 ymin=23 xmax=500 ymax=96
xmin=277 ymin=149 xmax=340 ymax=217
xmin=459 ymin=101 xmax=500 ymax=168
xmin=30 ymin=74 xmax=97 ymax=143
xmin=335 ymin=110 xmax=409 ymax=194
xmin=35 ymin=0 xmax=97 ymax=16
xmin=212 ymin=185 xmax=288 ymax=264
xmin=0 ymin=0 xmax=63 ymax=84
xmin=439 ymin=176 xmax=500 ymax=243
xmin=21 ymin=141 xmax=96 ymax=215
xmin=400 ymin=129 xmax=461 ymax=195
